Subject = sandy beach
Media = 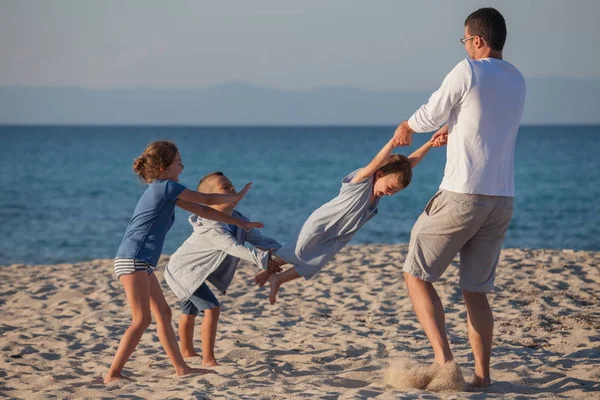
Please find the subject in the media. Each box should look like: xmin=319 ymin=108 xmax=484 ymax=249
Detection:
xmin=1 ymin=244 xmax=598 ymax=399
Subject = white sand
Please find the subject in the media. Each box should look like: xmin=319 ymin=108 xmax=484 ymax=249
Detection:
xmin=1 ymin=245 xmax=599 ymax=399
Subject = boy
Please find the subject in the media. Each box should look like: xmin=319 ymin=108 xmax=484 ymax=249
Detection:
xmin=165 ymin=172 xmax=282 ymax=366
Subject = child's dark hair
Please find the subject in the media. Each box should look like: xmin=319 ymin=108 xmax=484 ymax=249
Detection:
xmin=133 ymin=140 xmax=179 ymax=183
xmin=197 ymin=171 xmax=224 ymax=191
xmin=378 ymin=154 xmax=412 ymax=188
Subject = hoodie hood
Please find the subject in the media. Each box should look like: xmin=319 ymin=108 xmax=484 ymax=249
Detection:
xmin=188 ymin=210 xmax=243 ymax=234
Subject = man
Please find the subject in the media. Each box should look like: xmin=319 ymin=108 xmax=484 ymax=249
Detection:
xmin=393 ymin=8 xmax=526 ymax=388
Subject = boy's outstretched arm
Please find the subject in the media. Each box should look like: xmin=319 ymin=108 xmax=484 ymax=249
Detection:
xmin=207 ymin=230 xmax=282 ymax=273
xmin=350 ymin=138 xmax=397 ymax=183
xmin=245 ymin=228 xmax=282 ymax=253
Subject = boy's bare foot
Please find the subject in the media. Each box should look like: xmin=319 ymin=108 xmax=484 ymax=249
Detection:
xmin=470 ymin=375 xmax=491 ymax=388
xmin=181 ymin=350 xmax=201 ymax=358
xmin=268 ymin=274 xmax=281 ymax=304
xmin=202 ymin=359 xmax=220 ymax=367
xmin=176 ymin=366 xmax=217 ymax=377
xmin=103 ymin=372 xmax=134 ymax=384
xmin=254 ymin=270 xmax=271 ymax=287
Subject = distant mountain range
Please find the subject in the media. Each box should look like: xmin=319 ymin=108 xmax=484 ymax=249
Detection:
xmin=1 ymin=77 xmax=598 ymax=125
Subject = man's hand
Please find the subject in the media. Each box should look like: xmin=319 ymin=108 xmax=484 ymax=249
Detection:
xmin=431 ymin=134 xmax=448 ymax=147
xmin=392 ymin=120 xmax=414 ymax=147
xmin=430 ymin=124 xmax=449 ymax=147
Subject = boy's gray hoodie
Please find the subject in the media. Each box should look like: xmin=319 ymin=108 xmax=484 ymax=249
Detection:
xmin=165 ymin=210 xmax=281 ymax=302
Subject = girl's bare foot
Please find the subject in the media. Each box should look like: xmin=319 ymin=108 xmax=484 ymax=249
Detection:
xmin=176 ymin=365 xmax=217 ymax=377
xmin=254 ymin=270 xmax=271 ymax=287
xmin=268 ymin=274 xmax=281 ymax=304
xmin=202 ymin=358 xmax=220 ymax=367
xmin=103 ymin=371 xmax=134 ymax=384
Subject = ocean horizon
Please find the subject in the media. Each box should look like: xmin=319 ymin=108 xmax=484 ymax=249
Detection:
xmin=1 ymin=124 xmax=599 ymax=266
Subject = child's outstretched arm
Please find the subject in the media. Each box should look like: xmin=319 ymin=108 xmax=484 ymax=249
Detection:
xmin=350 ymin=138 xmax=397 ymax=183
xmin=178 ymin=182 xmax=253 ymax=205
xmin=176 ymin=200 xmax=263 ymax=231
xmin=408 ymin=125 xmax=448 ymax=168
xmin=207 ymin=229 xmax=282 ymax=274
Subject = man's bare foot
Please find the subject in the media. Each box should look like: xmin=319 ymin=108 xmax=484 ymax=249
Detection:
xmin=103 ymin=371 xmax=134 ymax=384
xmin=202 ymin=359 xmax=220 ymax=367
xmin=254 ymin=270 xmax=271 ymax=287
xmin=181 ymin=350 xmax=201 ymax=358
xmin=470 ymin=375 xmax=491 ymax=388
xmin=176 ymin=366 xmax=217 ymax=377
xmin=268 ymin=274 xmax=281 ymax=304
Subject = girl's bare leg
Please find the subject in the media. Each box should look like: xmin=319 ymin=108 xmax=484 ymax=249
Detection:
xmin=105 ymin=271 xmax=152 ymax=383
xmin=147 ymin=273 xmax=213 ymax=376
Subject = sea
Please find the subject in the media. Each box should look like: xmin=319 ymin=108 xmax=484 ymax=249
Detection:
xmin=1 ymin=125 xmax=599 ymax=266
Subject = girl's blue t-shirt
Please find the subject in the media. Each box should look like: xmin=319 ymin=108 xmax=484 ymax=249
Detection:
xmin=116 ymin=179 xmax=186 ymax=266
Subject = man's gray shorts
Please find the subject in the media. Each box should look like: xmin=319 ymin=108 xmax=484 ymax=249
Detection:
xmin=403 ymin=190 xmax=514 ymax=293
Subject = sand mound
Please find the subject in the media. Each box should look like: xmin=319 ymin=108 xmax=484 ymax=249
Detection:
xmin=385 ymin=357 xmax=467 ymax=392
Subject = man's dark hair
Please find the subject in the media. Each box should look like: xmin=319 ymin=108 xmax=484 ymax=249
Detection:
xmin=464 ymin=8 xmax=507 ymax=51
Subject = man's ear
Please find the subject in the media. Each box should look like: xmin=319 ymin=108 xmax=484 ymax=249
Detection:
xmin=475 ymin=35 xmax=485 ymax=49
xmin=375 ymin=170 xmax=384 ymax=180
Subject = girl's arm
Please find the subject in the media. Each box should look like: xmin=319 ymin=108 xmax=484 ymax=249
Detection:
xmin=176 ymin=200 xmax=264 ymax=231
xmin=407 ymin=142 xmax=434 ymax=169
xmin=350 ymin=139 xmax=397 ymax=184
xmin=408 ymin=126 xmax=448 ymax=168
xmin=177 ymin=182 xmax=253 ymax=205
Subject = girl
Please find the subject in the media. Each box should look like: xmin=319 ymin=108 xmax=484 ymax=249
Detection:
xmin=105 ymin=140 xmax=263 ymax=383
xmin=255 ymin=131 xmax=447 ymax=304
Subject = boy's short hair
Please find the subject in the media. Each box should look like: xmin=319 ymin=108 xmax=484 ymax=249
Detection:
xmin=378 ymin=154 xmax=412 ymax=188
xmin=197 ymin=171 xmax=224 ymax=192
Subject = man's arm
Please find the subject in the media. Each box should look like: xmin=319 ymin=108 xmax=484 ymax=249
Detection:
xmin=393 ymin=60 xmax=471 ymax=146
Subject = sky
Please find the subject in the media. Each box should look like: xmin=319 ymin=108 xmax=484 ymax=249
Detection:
xmin=1 ymin=0 xmax=599 ymax=91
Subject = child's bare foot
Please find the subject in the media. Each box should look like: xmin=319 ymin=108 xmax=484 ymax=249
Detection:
xmin=470 ymin=375 xmax=491 ymax=388
xmin=103 ymin=371 xmax=134 ymax=384
xmin=268 ymin=274 xmax=281 ymax=304
xmin=181 ymin=349 xmax=201 ymax=358
xmin=254 ymin=270 xmax=271 ymax=287
xmin=202 ymin=358 xmax=220 ymax=367
xmin=176 ymin=365 xmax=216 ymax=377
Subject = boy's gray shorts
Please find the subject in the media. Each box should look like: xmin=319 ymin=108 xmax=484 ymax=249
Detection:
xmin=403 ymin=190 xmax=514 ymax=293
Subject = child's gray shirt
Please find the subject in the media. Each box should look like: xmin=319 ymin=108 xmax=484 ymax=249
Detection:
xmin=276 ymin=169 xmax=379 ymax=279
xmin=165 ymin=210 xmax=281 ymax=302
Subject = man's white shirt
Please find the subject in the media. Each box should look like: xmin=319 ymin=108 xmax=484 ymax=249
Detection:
xmin=408 ymin=58 xmax=526 ymax=196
